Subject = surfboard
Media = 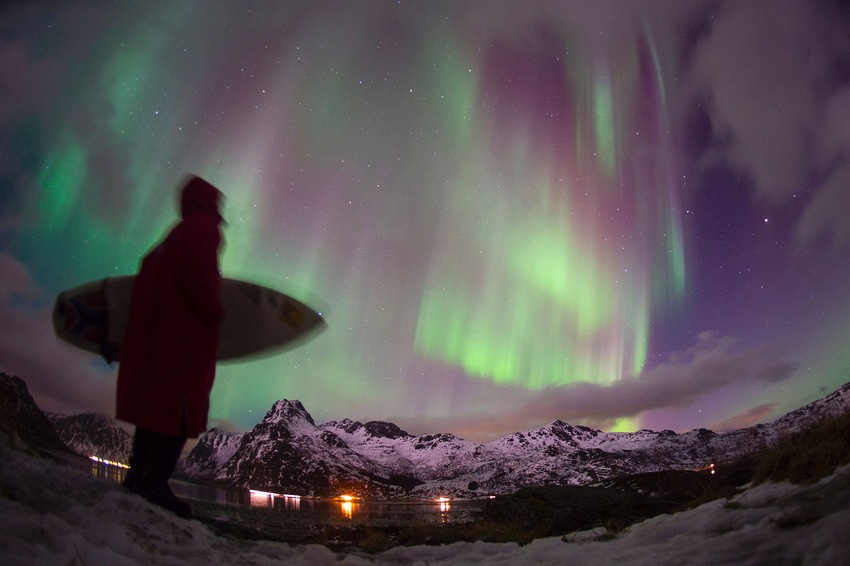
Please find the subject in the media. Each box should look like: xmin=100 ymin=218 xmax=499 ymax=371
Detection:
xmin=52 ymin=276 xmax=326 ymax=362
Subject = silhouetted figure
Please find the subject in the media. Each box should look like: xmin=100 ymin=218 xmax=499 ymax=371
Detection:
xmin=116 ymin=175 xmax=224 ymax=518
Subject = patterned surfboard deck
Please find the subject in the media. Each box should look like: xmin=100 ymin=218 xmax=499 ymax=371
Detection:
xmin=53 ymin=276 xmax=326 ymax=362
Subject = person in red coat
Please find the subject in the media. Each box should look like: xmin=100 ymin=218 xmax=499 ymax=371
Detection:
xmin=116 ymin=175 xmax=225 ymax=518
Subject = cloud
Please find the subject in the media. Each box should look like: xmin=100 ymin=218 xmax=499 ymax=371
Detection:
xmin=689 ymin=0 xmax=827 ymax=199
xmin=516 ymin=332 xmax=796 ymax=426
xmin=396 ymin=332 xmax=798 ymax=441
xmin=0 ymin=251 xmax=35 ymax=302
xmin=710 ymin=403 xmax=775 ymax=432
xmin=0 ymin=252 xmax=116 ymax=417
xmin=795 ymin=87 xmax=850 ymax=248
xmin=686 ymin=0 xmax=850 ymax=248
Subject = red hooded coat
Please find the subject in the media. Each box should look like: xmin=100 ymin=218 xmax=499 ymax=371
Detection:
xmin=116 ymin=177 xmax=224 ymax=438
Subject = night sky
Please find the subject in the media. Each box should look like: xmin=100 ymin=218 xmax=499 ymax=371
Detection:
xmin=2 ymin=1 xmax=850 ymax=441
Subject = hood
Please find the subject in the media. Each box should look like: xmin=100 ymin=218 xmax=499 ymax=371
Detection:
xmin=180 ymin=175 xmax=223 ymax=221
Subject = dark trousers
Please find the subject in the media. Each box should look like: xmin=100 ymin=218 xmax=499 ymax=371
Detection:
xmin=127 ymin=428 xmax=187 ymax=485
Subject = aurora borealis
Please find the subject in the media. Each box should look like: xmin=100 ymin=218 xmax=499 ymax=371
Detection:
xmin=2 ymin=1 xmax=850 ymax=441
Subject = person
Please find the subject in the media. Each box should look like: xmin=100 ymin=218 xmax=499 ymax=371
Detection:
xmin=116 ymin=175 xmax=225 ymax=519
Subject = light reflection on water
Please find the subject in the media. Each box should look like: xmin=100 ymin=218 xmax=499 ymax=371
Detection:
xmin=173 ymin=481 xmax=484 ymax=526
xmin=88 ymin=459 xmax=483 ymax=526
xmin=249 ymin=490 xmax=302 ymax=510
xmin=340 ymin=499 xmax=354 ymax=520
xmin=90 ymin=457 xmax=129 ymax=484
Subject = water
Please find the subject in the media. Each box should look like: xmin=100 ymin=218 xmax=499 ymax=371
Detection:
xmin=171 ymin=481 xmax=484 ymax=526
xmin=87 ymin=458 xmax=484 ymax=527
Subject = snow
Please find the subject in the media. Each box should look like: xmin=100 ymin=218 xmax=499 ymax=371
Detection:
xmin=174 ymin=384 xmax=850 ymax=500
xmin=2 ymin=436 xmax=849 ymax=565
xmin=322 ymin=421 xmax=488 ymax=478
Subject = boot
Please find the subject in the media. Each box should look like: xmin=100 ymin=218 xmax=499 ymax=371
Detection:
xmin=124 ymin=427 xmax=192 ymax=519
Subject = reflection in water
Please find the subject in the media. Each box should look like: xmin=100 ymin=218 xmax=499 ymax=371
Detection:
xmin=438 ymin=497 xmax=451 ymax=523
xmin=249 ymin=490 xmax=302 ymax=510
xmin=87 ymin=459 xmax=483 ymax=526
xmin=89 ymin=456 xmax=129 ymax=483
xmin=340 ymin=499 xmax=354 ymax=519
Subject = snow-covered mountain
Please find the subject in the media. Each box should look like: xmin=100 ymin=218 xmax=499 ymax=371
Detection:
xmin=179 ymin=427 xmax=243 ymax=479
xmin=3 ymin=369 xmax=847 ymax=500
xmin=47 ymin=412 xmax=132 ymax=464
xmin=180 ymin=382 xmax=850 ymax=499
xmin=4 ymin=424 xmax=850 ymax=565
xmin=0 ymin=372 xmax=71 ymax=454
xmin=180 ymin=400 xmax=424 ymax=498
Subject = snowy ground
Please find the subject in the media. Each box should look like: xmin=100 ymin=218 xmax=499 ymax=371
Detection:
xmin=1 ymin=438 xmax=848 ymax=565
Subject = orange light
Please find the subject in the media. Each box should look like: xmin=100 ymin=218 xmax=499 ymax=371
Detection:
xmin=340 ymin=499 xmax=354 ymax=519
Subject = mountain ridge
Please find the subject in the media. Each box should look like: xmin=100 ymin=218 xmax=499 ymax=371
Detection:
xmin=1 ymin=371 xmax=847 ymax=500
xmin=179 ymin=381 xmax=850 ymax=498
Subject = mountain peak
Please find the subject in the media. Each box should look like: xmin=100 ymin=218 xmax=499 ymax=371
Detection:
xmin=264 ymin=399 xmax=315 ymax=426
xmin=325 ymin=418 xmax=363 ymax=434
xmin=364 ymin=421 xmax=410 ymax=439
